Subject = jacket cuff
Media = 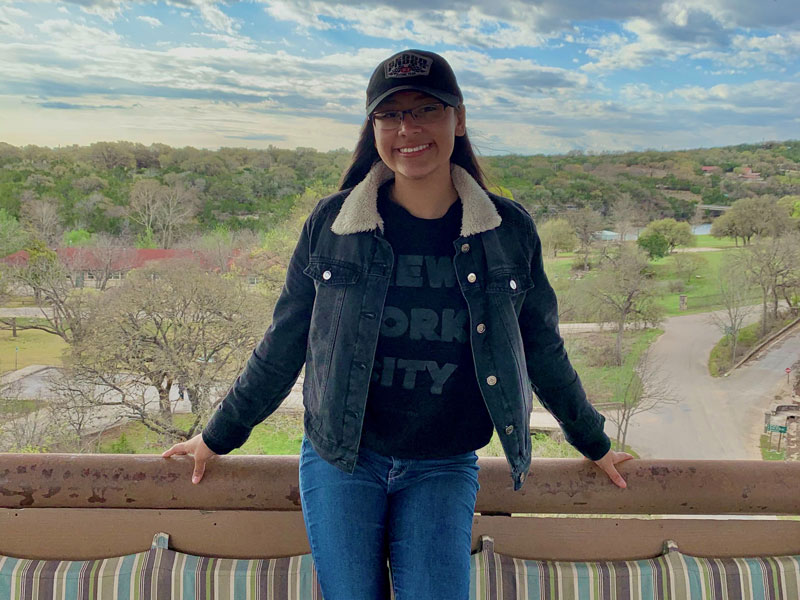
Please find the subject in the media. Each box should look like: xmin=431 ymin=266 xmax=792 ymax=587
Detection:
xmin=577 ymin=433 xmax=612 ymax=462
xmin=202 ymin=409 xmax=252 ymax=455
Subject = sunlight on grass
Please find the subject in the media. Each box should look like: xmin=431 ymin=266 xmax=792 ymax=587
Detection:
xmin=0 ymin=327 xmax=67 ymax=375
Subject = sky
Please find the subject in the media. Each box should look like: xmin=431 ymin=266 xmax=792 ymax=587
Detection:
xmin=1 ymin=0 xmax=799 ymax=155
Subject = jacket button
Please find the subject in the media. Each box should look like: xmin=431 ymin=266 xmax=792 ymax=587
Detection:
xmin=467 ymin=273 xmax=477 ymax=283
xmin=510 ymin=279 xmax=517 ymax=290
xmin=476 ymin=323 xmax=486 ymax=334
xmin=322 ymin=270 xmax=332 ymax=281
xmin=461 ymin=243 xmax=470 ymax=253
xmin=486 ymin=375 xmax=497 ymax=386
xmin=505 ymin=425 xmax=514 ymax=435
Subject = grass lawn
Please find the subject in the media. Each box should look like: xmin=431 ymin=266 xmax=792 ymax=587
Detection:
xmin=650 ymin=248 xmax=760 ymax=316
xmin=543 ymin=257 xmax=574 ymax=283
xmin=566 ymin=328 xmax=664 ymax=404
xmin=1 ymin=296 xmax=37 ymax=308
xmin=0 ymin=326 xmax=67 ymax=375
xmin=94 ymin=412 xmax=307 ymax=455
xmin=761 ymin=434 xmax=786 ymax=461
xmin=694 ymin=234 xmax=740 ymax=249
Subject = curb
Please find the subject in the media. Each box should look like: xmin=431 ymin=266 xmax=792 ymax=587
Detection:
xmin=724 ymin=316 xmax=800 ymax=376
xmin=0 ymin=364 xmax=56 ymax=386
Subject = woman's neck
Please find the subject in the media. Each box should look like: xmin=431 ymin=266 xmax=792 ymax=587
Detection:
xmin=389 ymin=166 xmax=458 ymax=219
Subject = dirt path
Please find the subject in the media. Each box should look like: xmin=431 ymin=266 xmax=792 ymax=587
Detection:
xmin=623 ymin=310 xmax=800 ymax=459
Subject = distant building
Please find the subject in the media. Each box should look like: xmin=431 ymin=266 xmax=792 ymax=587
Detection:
xmin=701 ymin=166 xmax=722 ymax=175
xmin=739 ymin=166 xmax=763 ymax=182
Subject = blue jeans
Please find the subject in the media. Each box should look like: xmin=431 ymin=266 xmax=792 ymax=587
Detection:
xmin=299 ymin=436 xmax=480 ymax=600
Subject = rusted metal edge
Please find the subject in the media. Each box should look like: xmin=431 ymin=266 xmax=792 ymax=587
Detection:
xmin=2 ymin=453 xmax=799 ymax=514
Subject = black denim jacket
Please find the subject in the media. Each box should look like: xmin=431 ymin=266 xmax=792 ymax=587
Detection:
xmin=202 ymin=163 xmax=610 ymax=491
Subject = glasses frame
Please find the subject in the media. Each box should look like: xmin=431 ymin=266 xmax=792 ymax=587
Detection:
xmin=369 ymin=102 xmax=449 ymax=131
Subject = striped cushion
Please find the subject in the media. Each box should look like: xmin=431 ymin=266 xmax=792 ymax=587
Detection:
xmin=5 ymin=533 xmax=800 ymax=599
xmin=0 ymin=532 xmax=323 ymax=599
xmin=471 ymin=535 xmax=800 ymax=600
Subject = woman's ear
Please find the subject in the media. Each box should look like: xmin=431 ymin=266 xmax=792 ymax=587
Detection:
xmin=454 ymin=104 xmax=466 ymax=137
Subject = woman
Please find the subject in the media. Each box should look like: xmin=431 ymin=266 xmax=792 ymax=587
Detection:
xmin=163 ymin=49 xmax=632 ymax=599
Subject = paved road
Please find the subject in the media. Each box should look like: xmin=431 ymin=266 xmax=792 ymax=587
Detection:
xmin=0 ymin=307 xmax=53 ymax=318
xmin=623 ymin=310 xmax=799 ymax=459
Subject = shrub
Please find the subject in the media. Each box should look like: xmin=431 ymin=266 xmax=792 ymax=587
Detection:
xmin=668 ymin=279 xmax=685 ymax=293
xmin=108 ymin=433 xmax=136 ymax=454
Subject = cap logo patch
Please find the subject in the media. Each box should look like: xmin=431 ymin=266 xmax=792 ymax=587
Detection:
xmin=384 ymin=52 xmax=432 ymax=79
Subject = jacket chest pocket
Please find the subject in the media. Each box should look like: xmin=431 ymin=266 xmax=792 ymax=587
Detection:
xmin=304 ymin=259 xmax=362 ymax=287
xmin=303 ymin=258 xmax=362 ymax=330
xmin=486 ymin=269 xmax=533 ymax=300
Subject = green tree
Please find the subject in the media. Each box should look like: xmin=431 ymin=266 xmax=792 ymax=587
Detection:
xmin=0 ymin=208 xmax=29 ymax=257
xmin=637 ymin=231 xmax=669 ymax=259
xmin=538 ymin=218 xmax=576 ymax=258
xmin=640 ymin=218 xmax=694 ymax=253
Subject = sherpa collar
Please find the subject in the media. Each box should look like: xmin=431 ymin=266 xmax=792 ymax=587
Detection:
xmin=330 ymin=162 xmax=502 ymax=237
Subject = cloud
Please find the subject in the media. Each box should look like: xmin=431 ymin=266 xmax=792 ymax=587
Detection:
xmin=137 ymin=15 xmax=163 ymax=27
xmin=38 ymin=101 xmax=130 ymax=109
xmin=60 ymin=0 xmax=127 ymax=21
xmin=225 ymin=133 xmax=287 ymax=141
xmin=0 ymin=5 xmax=28 ymax=38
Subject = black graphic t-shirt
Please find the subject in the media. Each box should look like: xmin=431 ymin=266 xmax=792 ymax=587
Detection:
xmin=360 ymin=183 xmax=494 ymax=458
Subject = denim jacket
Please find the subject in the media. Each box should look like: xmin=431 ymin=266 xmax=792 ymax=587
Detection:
xmin=202 ymin=162 xmax=610 ymax=491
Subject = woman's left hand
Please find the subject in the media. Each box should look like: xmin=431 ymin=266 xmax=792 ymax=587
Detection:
xmin=592 ymin=449 xmax=634 ymax=489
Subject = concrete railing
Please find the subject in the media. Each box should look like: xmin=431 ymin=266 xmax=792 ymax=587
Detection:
xmin=2 ymin=454 xmax=800 ymax=561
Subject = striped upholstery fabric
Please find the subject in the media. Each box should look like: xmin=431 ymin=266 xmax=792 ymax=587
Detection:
xmin=0 ymin=532 xmax=323 ymax=599
xmin=470 ymin=535 xmax=800 ymax=600
xmin=5 ymin=532 xmax=800 ymax=599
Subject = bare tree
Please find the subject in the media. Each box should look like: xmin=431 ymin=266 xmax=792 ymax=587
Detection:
xmin=44 ymin=372 xmax=127 ymax=452
xmin=128 ymin=177 xmax=199 ymax=249
xmin=0 ymin=381 xmax=54 ymax=452
xmin=156 ymin=177 xmax=199 ymax=249
xmin=709 ymin=257 xmax=753 ymax=370
xmin=609 ymin=195 xmax=642 ymax=244
xmin=568 ymin=207 xmax=603 ymax=271
xmin=2 ymin=241 xmax=98 ymax=344
xmin=84 ymin=233 xmax=137 ymax=290
xmin=605 ymin=347 xmax=676 ymax=451
xmin=128 ymin=179 xmax=162 ymax=235
xmin=590 ymin=246 xmax=664 ymax=365
xmin=20 ymin=197 xmax=62 ymax=246
xmin=64 ymin=260 xmax=269 ymax=441
xmin=774 ymin=233 xmax=800 ymax=313
xmin=740 ymin=234 xmax=799 ymax=334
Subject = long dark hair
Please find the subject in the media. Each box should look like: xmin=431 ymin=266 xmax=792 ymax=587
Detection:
xmin=338 ymin=110 xmax=487 ymax=191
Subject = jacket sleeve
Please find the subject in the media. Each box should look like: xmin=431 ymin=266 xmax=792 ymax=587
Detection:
xmin=518 ymin=216 xmax=611 ymax=461
xmin=202 ymin=215 xmax=316 ymax=455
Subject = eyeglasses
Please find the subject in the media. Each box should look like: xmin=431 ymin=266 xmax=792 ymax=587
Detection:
xmin=370 ymin=102 xmax=448 ymax=130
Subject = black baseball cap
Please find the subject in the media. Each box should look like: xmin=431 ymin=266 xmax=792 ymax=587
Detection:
xmin=366 ymin=49 xmax=463 ymax=114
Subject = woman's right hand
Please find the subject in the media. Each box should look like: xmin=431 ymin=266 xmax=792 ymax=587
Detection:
xmin=162 ymin=434 xmax=218 ymax=484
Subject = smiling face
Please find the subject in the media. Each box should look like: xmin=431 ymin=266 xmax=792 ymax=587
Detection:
xmin=372 ymin=91 xmax=466 ymax=186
